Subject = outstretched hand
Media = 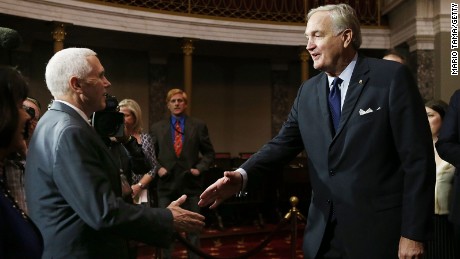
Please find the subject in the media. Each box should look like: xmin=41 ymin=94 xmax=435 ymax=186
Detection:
xmin=198 ymin=171 xmax=243 ymax=209
xmin=167 ymin=195 xmax=205 ymax=233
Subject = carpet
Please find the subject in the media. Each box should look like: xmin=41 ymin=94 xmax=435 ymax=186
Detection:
xmin=137 ymin=223 xmax=304 ymax=259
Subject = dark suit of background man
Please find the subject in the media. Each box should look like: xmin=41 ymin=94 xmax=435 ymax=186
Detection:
xmin=199 ymin=3 xmax=435 ymax=259
xmin=152 ymin=88 xmax=215 ymax=259
xmin=435 ymin=90 xmax=460 ymax=258
xmin=24 ymin=48 xmax=205 ymax=258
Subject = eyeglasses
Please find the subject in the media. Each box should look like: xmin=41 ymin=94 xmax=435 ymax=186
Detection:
xmin=23 ymin=105 xmax=36 ymax=119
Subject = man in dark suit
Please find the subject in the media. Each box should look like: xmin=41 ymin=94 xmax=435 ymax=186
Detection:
xmin=435 ymin=90 xmax=460 ymax=257
xmin=199 ymin=3 xmax=435 ymax=259
xmin=151 ymin=88 xmax=215 ymax=259
xmin=25 ymin=48 xmax=205 ymax=258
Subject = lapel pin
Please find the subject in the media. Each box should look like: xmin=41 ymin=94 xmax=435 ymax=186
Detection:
xmin=359 ymin=79 xmax=363 ymax=84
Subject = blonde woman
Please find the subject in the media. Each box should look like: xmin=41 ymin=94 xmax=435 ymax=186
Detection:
xmin=119 ymin=99 xmax=159 ymax=206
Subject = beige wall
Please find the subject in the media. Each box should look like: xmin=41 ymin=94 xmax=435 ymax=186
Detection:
xmin=18 ymin=43 xmax=275 ymax=158
xmin=165 ymin=55 xmax=273 ymax=157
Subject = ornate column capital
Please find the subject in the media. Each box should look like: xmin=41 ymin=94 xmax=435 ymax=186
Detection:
xmin=52 ymin=22 xmax=67 ymax=42
xmin=182 ymin=38 xmax=195 ymax=56
xmin=51 ymin=22 xmax=71 ymax=53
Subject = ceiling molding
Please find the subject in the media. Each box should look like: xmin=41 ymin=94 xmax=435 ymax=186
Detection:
xmin=0 ymin=0 xmax=390 ymax=49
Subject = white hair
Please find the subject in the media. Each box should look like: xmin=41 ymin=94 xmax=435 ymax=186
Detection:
xmin=307 ymin=3 xmax=362 ymax=50
xmin=45 ymin=47 xmax=96 ymax=98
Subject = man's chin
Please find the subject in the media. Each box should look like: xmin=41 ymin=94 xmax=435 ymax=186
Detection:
xmin=312 ymin=62 xmax=323 ymax=71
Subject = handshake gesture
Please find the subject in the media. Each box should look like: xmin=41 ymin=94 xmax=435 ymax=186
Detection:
xmin=168 ymin=195 xmax=205 ymax=233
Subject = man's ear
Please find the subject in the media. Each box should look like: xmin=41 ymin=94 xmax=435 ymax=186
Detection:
xmin=342 ymin=29 xmax=353 ymax=48
xmin=69 ymin=76 xmax=82 ymax=94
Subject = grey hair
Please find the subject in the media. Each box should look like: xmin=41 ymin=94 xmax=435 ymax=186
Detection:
xmin=307 ymin=3 xmax=362 ymax=50
xmin=45 ymin=48 xmax=96 ymax=98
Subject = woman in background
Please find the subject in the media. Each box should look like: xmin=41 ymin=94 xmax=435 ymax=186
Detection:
xmin=425 ymin=99 xmax=456 ymax=258
xmin=119 ymin=98 xmax=159 ymax=206
xmin=0 ymin=66 xmax=43 ymax=258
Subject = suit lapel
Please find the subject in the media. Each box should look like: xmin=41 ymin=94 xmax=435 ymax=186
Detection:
xmin=335 ymin=57 xmax=370 ymax=137
xmin=183 ymin=117 xmax=195 ymax=153
xmin=50 ymin=101 xmax=120 ymax=173
xmin=162 ymin=119 xmax=175 ymax=156
xmin=317 ymin=74 xmax=335 ymax=139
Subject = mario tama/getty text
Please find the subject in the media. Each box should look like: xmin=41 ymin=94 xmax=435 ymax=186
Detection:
xmin=452 ymin=2 xmax=458 ymax=75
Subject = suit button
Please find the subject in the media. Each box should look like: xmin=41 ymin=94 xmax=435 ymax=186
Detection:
xmin=329 ymin=170 xmax=335 ymax=176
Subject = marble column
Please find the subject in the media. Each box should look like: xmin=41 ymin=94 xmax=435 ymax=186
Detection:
xmin=182 ymin=38 xmax=194 ymax=115
xmin=271 ymin=63 xmax=290 ymax=137
xmin=52 ymin=22 xmax=67 ymax=53
xmin=148 ymin=54 xmax=168 ymax=133
xmin=410 ymin=49 xmax=435 ymax=101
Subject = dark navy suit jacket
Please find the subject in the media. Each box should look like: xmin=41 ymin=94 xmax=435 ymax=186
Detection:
xmin=242 ymin=55 xmax=435 ymax=258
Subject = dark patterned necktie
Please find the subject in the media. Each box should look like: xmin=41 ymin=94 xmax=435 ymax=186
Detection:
xmin=329 ymin=77 xmax=343 ymax=132
xmin=174 ymin=120 xmax=182 ymax=157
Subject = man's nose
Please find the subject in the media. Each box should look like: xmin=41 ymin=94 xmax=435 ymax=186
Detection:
xmin=306 ymin=39 xmax=315 ymax=51
xmin=103 ymin=78 xmax=111 ymax=88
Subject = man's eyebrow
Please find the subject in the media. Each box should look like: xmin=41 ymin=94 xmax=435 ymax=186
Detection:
xmin=307 ymin=30 xmax=323 ymax=34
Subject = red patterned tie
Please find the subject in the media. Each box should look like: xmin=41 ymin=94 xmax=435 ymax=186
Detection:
xmin=174 ymin=120 xmax=182 ymax=157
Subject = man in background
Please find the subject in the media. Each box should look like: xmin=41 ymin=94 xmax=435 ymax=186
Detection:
xmin=152 ymin=88 xmax=215 ymax=259
xmin=383 ymin=48 xmax=406 ymax=64
xmin=25 ymin=48 xmax=205 ymax=258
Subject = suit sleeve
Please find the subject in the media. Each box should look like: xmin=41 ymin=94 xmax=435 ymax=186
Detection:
xmin=436 ymin=90 xmax=460 ymax=167
xmin=389 ymin=65 xmax=436 ymax=240
xmin=195 ymin=123 xmax=215 ymax=172
xmin=53 ymin=125 xmax=174 ymax=246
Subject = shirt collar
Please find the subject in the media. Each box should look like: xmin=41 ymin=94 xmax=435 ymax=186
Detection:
xmin=171 ymin=115 xmax=185 ymax=125
xmin=54 ymin=100 xmax=91 ymax=125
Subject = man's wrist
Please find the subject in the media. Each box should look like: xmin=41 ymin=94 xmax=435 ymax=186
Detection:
xmin=235 ymin=168 xmax=248 ymax=197
xmin=137 ymin=182 xmax=146 ymax=189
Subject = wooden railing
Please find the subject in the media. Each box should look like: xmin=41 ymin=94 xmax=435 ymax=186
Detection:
xmin=86 ymin=0 xmax=384 ymax=26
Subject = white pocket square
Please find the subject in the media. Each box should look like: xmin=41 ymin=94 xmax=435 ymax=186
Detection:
xmin=359 ymin=108 xmax=373 ymax=115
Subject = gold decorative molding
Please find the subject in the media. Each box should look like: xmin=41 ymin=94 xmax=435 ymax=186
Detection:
xmin=87 ymin=0 xmax=384 ymax=26
xmin=181 ymin=38 xmax=195 ymax=56
xmin=52 ymin=22 xmax=67 ymax=42
xmin=51 ymin=22 xmax=70 ymax=53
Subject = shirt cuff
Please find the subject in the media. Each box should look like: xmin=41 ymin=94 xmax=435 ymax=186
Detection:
xmin=235 ymin=168 xmax=248 ymax=191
